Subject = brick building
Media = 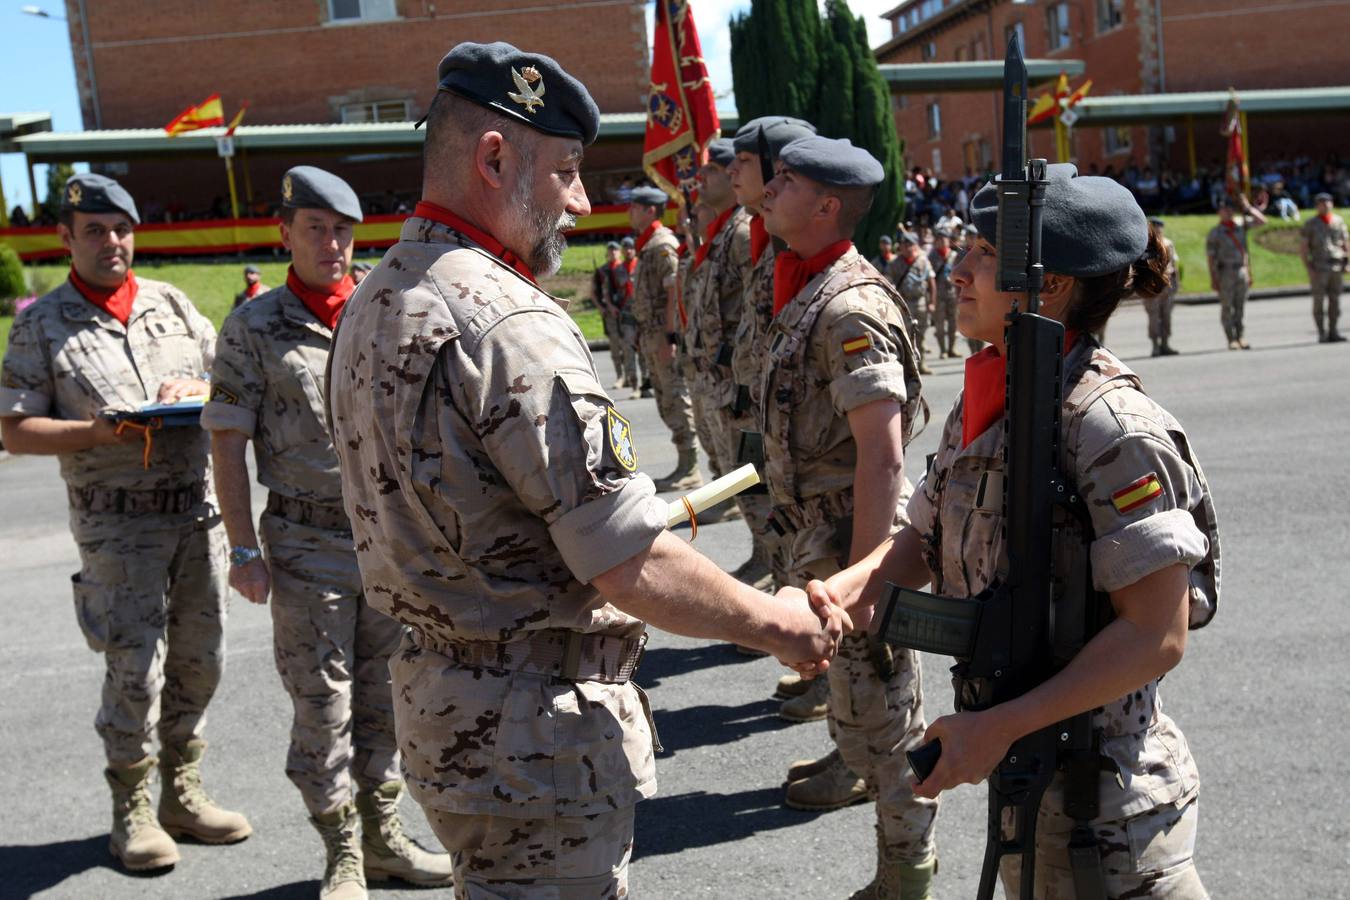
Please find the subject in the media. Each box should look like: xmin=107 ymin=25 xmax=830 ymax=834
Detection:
xmin=59 ymin=0 xmax=650 ymax=213
xmin=875 ymin=0 xmax=1350 ymax=181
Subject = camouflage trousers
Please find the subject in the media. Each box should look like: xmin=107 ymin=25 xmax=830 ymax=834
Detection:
xmin=686 ymin=365 xmax=726 ymax=479
xmin=794 ymin=556 xmax=940 ymax=864
xmin=262 ymin=513 xmax=404 ymax=815
xmin=426 ymin=806 xmax=634 ymax=899
xmin=602 ymin=312 xmax=629 ymax=384
xmin=618 ymin=317 xmax=644 ymax=388
xmin=638 ymin=330 xmax=696 ymax=451
xmin=907 ymin=298 xmax=931 ymax=360
xmin=999 ymin=793 xmax=1207 ymax=899
xmin=1217 ymin=268 xmax=1249 ymax=341
xmin=933 ymin=293 xmax=959 ymax=354
xmin=1144 ymin=287 xmax=1177 ymax=341
xmin=722 ymin=403 xmax=786 ymax=584
xmin=1310 ymin=269 xmax=1343 ymax=333
xmin=69 ymin=504 xmax=229 ymax=764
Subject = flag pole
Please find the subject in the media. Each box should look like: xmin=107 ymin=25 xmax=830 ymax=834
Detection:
xmin=224 ymin=155 xmax=242 ymax=249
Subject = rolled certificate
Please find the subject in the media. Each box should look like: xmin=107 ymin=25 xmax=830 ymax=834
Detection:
xmin=667 ymin=463 xmax=761 ymax=527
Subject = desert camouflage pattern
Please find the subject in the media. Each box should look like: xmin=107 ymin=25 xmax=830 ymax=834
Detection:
xmin=686 ymin=206 xmax=752 ymax=412
xmin=1301 ymin=211 xmax=1349 ymax=271
xmin=908 ymin=342 xmax=1219 ymax=892
xmin=677 ymin=252 xmax=722 ymax=474
xmin=929 ymin=246 xmax=960 ymax=352
xmin=886 ymin=251 xmax=934 ymax=345
xmin=327 ymin=216 xmax=666 ymax=828
xmin=729 ymin=237 xmax=776 ymax=409
xmin=634 ymin=225 xmax=697 ymax=452
xmin=201 ymin=284 xmax=403 ymax=815
xmin=1206 ymin=222 xmax=1251 ymax=341
xmin=1 ymin=276 xmax=229 ymax=764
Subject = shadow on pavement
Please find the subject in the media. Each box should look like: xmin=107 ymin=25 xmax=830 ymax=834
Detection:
xmin=1 ymin=834 xmax=127 ymax=896
xmin=636 ymin=644 xmax=765 ymax=688
xmin=220 ymin=880 xmax=319 ymax=899
xmin=633 ymin=786 xmax=822 ymax=860
xmin=652 ymin=698 xmax=798 ymax=755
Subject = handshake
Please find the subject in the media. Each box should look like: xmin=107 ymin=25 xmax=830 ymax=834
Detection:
xmin=765 ymin=579 xmax=854 ymax=679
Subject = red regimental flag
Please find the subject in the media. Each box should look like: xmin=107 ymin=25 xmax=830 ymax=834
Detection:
xmin=643 ymin=0 xmax=720 ymax=202
xmin=1221 ymin=92 xmax=1247 ymax=200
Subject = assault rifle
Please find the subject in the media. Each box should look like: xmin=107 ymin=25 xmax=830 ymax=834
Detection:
xmin=876 ymin=33 xmax=1107 ymax=900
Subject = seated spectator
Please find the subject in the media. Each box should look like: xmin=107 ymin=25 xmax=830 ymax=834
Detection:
xmin=8 ymin=206 xmax=30 ymax=227
xmin=1268 ymin=181 xmax=1299 ymax=220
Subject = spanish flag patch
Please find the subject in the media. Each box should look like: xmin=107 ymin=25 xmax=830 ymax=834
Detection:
xmin=841 ymin=334 xmax=873 ymax=355
xmin=1111 ymin=472 xmax=1163 ymax=514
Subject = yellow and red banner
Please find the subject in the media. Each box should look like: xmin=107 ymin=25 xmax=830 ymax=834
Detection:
xmin=643 ymin=0 xmax=720 ymax=202
xmin=1221 ymin=91 xmax=1248 ymax=199
xmin=164 ymin=93 xmax=226 ymax=136
xmin=1028 ymin=72 xmax=1091 ymax=125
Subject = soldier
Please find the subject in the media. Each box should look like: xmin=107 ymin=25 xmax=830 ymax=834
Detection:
xmin=629 ymin=183 xmax=703 ymax=491
xmin=1145 ymin=217 xmax=1181 ymax=356
xmin=233 ymin=263 xmax=268 ymax=308
xmin=325 ymin=41 xmax=848 ymax=897
xmin=201 ymin=167 xmax=451 ymax=900
xmin=929 ymin=227 xmax=960 ymax=359
xmin=1300 ymin=191 xmax=1348 ymax=342
xmin=594 ymin=240 xmax=631 ymax=387
xmin=1205 ymin=195 xmax=1266 ymax=349
xmin=759 ymin=136 xmax=939 ymax=898
xmin=869 ymin=234 xmax=895 ymax=271
xmin=614 ymin=236 xmax=648 ymax=397
xmin=887 ymin=231 xmax=936 ymax=374
xmin=0 ymin=174 xmax=250 ymax=871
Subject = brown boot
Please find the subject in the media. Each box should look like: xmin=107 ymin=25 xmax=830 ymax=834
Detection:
xmin=784 ymin=747 xmax=840 ymax=783
xmin=105 ymin=758 xmax=180 ymax=871
xmin=784 ymin=751 xmax=868 ymax=811
xmin=775 ymin=672 xmax=812 ymax=699
xmin=357 ymin=782 xmax=452 ymax=887
xmin=778 ymin=674 xmax=829 ymax=722
xmin=654 ymin=446 xmax=704 ymax=492
xmin=849 ymin=826 xmax=938 ymax=899
xmin=312 ymin=802 xmax=368 ymax=900
xmin=158 ymin=740 xmax=252 ymax=844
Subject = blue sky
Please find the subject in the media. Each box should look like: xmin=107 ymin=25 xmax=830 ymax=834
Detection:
xmin=0 ymin=0 xmax=897 ymax=213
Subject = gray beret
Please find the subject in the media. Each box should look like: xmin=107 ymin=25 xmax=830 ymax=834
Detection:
xmin=243 ymin=264 xmax=260 ymax=274
xmin=933 ymin=226 xmax=954 ymax=238
xmin=606 ymin=240 xmax=620 ymax=250
xmin=436 ymin=41 xmax=600 ymax=145
xmin=60 ymin=173 xmax=139 ymax=224
xmin=732 ymin=116 xmax=817 ymax=158
xmin=970 ymin=163 xmax=1148 ymax=278
xmin=620 ymin=236 xmax=635 ymax=249
xmin=631 ymin=186 xmax=669 ymax=208
xmin=706 ymin=138 xmax=735 ymax=168
xmin=282 ymin=166 xmax=363 ymax=223
xmin=1315 ymin=191 xmax=1334 ymax=203
xmin=878 ymin=235 xmax=892 ymax=245
xmin=779 ymin=136 xmax=884 ymax=188
xmin=897 ymin=230 xmax=920 ymax=245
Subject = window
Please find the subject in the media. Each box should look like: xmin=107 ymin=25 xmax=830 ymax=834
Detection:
xmin=329 ymin=0 xmax=396 ymax=23
xmin=921 ymin=41 xmax=938 ymax=61
xmin=341 ymin=100 xmax=411 ymax=123
xmin=954 ymin=45 xmax=968 ymax=61
xmin=1096 ymin=0 xmax=1124 ymax=33
xmin=972 ymin=34 xmax=988 ymax=60
xmin=931 ymin=148 xmax=943 ymax=176
xmin=927 ymin=102 xmax=942 ymax=140
xmin=892 ymin=93 xmax=909 ymax=113
xmin=1004 ymin=21 xmax=1025 ymax=51
xmin=978 ymin=139 xmax=993 ymax=170
xmin=1104 ymin=124 xmax=1132 ymax=155
xmin=1046 ymin=3 xmax=1072 ymax=50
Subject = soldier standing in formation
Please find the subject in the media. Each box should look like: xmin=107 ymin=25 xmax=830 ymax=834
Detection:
xmin=201 ymin=167 xmax=451 ymax=900
xmin=869 ymin=234 xmax=895 ymax=271
xmin=886 ymin=231 xmax=936 ymax=374
xmin=1205 ymin=195 xmax=1266 ymax=350
xmin=928 ymin=226 xmax=960 ymax=359
xmin=326 ymin=41 xmax=847 ymax=897
xmin=233 ymin=263 xmax=268 ymax=309
xmin=0 ymin=174 xmax=250 ymax=871
xmin=758 ymin=136 xmax=939 ymax=899
xmin=1300 ymin=191 xmax=1347 ymax=342
xmin=628 ymin=184 xmax=704 ymax=491
xmin=1145 ymin=217 xmax=1181 ymax=356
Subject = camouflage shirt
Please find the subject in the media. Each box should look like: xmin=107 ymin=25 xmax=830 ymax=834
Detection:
xmin=0 ymin=276 xmax=216 ymax=492
xmin=886 ymin=251 xmax=935 ymax=306
xmin=908 ymin=343 xmax=1219 ymax=820
xmin=200 ymin=285 xmax=343 ymax=505
xmin=1205 ymin=221 xmax=1251 ymax=269
xmin=729 ymin=236 xmax=776 ymax=407
xmin=631 ymin=225 xmax=679 ymax=331
xmin=1301 ymin=213 xmax=1349 ymax=271
xmin=929 ymin=247 xmax=958 ymax=302
xmin=686 ymin=207 xmax=752 ymax=408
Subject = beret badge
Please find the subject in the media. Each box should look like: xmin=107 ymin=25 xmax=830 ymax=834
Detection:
xmin=509 ymin=65 xmax=546 ymax=114
xmin=67 ymin=182 xmax=82 ymax=206
xmin=282 ymin=175 xmax=294 ymax=202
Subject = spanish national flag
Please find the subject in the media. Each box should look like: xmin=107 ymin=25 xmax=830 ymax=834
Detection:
xmin=1111 ymin=472 xmax=1163 ymax=514
xmin=164 ymin=93 xmax=226 ymax=136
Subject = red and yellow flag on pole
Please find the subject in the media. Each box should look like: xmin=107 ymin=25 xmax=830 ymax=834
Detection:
xmin=643 ymin=0 xmax=720 ymax=203
xmin=164 ymin=93 xmax=226 ymax=136
xmin=1221 ymin=90 xmax=1248 ymax=199
xmin=224 ymin=102 xmax=248 ymax=137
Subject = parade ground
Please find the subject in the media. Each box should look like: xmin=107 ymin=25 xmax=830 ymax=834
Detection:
xmin=1 ymin=294 xmax=1346 ymax=899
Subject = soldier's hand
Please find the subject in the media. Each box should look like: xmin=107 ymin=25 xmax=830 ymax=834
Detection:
xmin=771 ymin=585 xmax=851 ymax=678
xmin=230 ymin=558 xmax=271 ymax=605
xmin=156 ymin=377 xmax=210 ymax=404
xmin=90 ymin=416 xmax=142 ymax=446
xmin=911 ymin=709 xmax=1016 ymax=799
xmin=806 ymin=577 xmax=875 ymax=633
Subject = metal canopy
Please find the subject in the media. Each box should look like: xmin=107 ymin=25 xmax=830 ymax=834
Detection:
xmin=0 ymin=112 xmax=54 ymax=151
xmin=879 ymin=59 xmax=1085 ymax=93
xmin=1034 ymin=86 xmax=1350 ymax=127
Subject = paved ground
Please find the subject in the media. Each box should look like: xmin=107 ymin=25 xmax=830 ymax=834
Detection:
xmin=1 ymin=294 xmax=1346 ymax=899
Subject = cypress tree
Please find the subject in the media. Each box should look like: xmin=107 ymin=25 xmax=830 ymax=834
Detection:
xmin=41 ymin=163 xmax=76 ymax=222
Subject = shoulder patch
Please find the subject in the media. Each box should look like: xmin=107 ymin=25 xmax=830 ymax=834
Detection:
xmin=1111 ymin=472 xmax=1162 ymax=514
xmin=209 ymin=384 xmax=239 ymax=406
xmin=841 ymin=334 xmax=874 ymax=355
xmin=607 ymin=406 xmax=638 ymax=472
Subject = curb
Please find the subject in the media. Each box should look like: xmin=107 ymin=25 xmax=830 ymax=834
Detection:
xmin=1172 ymin=287 xmax=1308 ymax=306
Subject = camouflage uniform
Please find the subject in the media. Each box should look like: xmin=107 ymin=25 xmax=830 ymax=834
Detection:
xmin=908 ymin=341 xmax=1219 ymax=898
xmin=1144 ymin=235 xmax=1179 ymax=345
xmin=886 ymin=252 xmax=934 ymax=360
xmin=678 ymin=251 xmax=720 ymax=474
xmin=1205 ymin=220 xmax=1253 ymax=343
xmin=929 ymin=246 xmax=959 ymax=356
xmin=327 ymin=215 xmax=665 ymax=897
xmin=200 ymin=285 xmax=404 ymax=815
xmin=633 ymin=224 xmax=697 ymax=452
xmin=612 ymin=261 xmax=644 ymax=390
xmin=1300 ymin=212 xmax=1348 ymax=338
xmin=0 ymin=277 xmax=229 ymax=764
xmin=761 ymin=247 xmax=938 ymax=864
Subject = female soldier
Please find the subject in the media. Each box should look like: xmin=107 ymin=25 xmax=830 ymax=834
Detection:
xmin=812 ymin=165 xmax=1219 ymax=897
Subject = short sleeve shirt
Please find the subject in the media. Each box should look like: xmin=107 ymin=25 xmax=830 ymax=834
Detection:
xmin=886 ymin=252 xmax=935 ymax=305
xmin=1301 ymin=214 xmax=1349 ymax=271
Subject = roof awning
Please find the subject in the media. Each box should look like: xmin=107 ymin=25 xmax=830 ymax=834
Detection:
xmin=0 ymin=112 xmax=53 ymax=151
xmin=1032 ymin=86 xmax=1350 ymax=127
xmin=879 ymin=60 xmax=1086 ymax=94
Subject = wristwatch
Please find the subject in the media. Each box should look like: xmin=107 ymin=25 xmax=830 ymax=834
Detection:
xmin=229 ymin=546 xmax=263 ymax=567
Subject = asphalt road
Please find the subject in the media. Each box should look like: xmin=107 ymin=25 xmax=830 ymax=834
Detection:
xmin=1 ymin=294 xmax=1347 ymax=899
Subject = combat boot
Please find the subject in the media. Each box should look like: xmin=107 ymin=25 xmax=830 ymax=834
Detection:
xmin=105 ymin=757 xmax=180 ymax=871
xmin=784 ymin=750 xmax=868 ymax=811
xmin=1159 ymin=340 xmax=1180 ymax=356
xmin=311 ymin=802 xmax=368 ymax=900
xmin=653 ymin=446 xmax=704 ymax=493
xmin=784 ymin=746 xmax=840 ymax=783
xmin=356 ymin=781 xmax=453 ymax=886
xmin=778 ymin=674 xmax=829 ymax=722
xmin=775 ymin=672 xmax=812 ymax=698
xmin=158 ymin=739 xmax=252 ymax=844
xmin=849 ymin=827 xmax=938 ymax=900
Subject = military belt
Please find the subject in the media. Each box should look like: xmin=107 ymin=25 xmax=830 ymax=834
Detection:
xmin=265 ymin=492 xmax=350 ymax=531
xmin=68 ymin=481 xmax=205 ymax=515
xmin=769 ymin=489 xmax=854 ymax=534
xmin=415 ymin=628 xmax=647 ymax=685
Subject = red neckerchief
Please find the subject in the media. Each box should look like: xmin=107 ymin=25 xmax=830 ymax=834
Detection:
xmin=244 ymin=282 xmax=264 ymax=299
xmin=286 ymin=266 xmax=354 ymax=330
xmin=937 ymin=247 xmax=950 ymax=259
xmin=773 ymin=240 xmax=852 ymax=315
xmin=69 ymin=268 xmax=138 ymax=325
xmin=623 ymin=258 xmax=637 ymax=300
xmin=1221 ymin=221 xmax=1245 ymax=256
xmin=634 ymin=221 xmax=661 ymax=254
xmin=1320 ymin=213 xmax=1334 ymax=225
xmin=879 ymin=250 xmax=895 ymax=265
xmin=962 ymin=331 xmax=1078 ymax=448
xmin=694 ymin=205 xmax=737 ymax=271
xmin=750 ymin=215 xmax=770 ymax=265
xmin=413 ymin=201 xmax=537 ymax=284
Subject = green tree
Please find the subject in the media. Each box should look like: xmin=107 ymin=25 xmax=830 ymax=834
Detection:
xmin=0 ymin=245 xmax=25 ymax=315
xmin=40 ymin=162 xmax=76 ymax=222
